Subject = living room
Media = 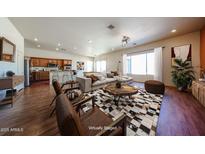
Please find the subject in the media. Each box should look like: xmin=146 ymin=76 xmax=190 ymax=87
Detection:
xmin=1 ymin=0 xmax=205 ymax=151
xmin=1 ymin=17 xmax=205 ymax=136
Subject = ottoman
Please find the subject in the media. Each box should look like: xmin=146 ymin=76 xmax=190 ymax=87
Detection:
xmin=145 ymin=80 xmax=165 ymax=94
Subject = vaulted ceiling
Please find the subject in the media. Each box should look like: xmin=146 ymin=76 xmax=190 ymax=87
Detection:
xmin=9 ymin=17 xmax=205 ymax=57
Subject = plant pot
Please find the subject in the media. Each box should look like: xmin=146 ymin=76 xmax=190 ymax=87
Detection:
xmin=178 ymin=86 xmax=187 ymax=91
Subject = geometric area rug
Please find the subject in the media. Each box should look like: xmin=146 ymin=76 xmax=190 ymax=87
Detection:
xmin=80 ymin=88 xmax=163 ymax=136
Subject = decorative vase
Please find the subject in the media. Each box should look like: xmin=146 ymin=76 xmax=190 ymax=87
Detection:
xmin=116 ymin=81 xmax=122 ymax=88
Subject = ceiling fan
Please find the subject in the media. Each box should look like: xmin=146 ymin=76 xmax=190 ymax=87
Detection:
xmin=122 ymin=36 xmax=130 ymax=47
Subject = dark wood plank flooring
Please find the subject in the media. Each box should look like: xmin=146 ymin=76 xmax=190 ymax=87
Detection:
xmin=0 ymin=81 xmax=205 ymax=136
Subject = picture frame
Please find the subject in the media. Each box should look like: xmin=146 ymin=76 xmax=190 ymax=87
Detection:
xmin=171 ymin=44 xmax=191 ymax=66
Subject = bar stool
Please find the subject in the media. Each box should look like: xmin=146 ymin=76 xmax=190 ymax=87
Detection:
xmin=62 ymin=71 xmax=70 ymax=83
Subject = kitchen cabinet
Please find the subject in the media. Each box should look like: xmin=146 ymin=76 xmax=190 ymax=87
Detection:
xmin=31 ymin=58 xmax=40 ymax=67
xmin=63 ymin=60 xmax=72 ymax=65
xmin=39 ymin=59 xmax=48 ymax=67
xmin=30 ymin=57 xmax=72 ymax=68
xmin=32 ymin=71 xmax=49 ymax=81
xmin=57 ymin=60 xmax=63 ymax=67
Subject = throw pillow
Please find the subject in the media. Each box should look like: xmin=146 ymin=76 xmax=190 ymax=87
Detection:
xmin=95 ymin=75 xmax=103 ymax=81
xmin=111 ymin=71 xmax=119 ymax=76
xmin=86 ymin=74 xmax=99 ymax=83
xmin=107 ymin=73 xmax=114 ymax=78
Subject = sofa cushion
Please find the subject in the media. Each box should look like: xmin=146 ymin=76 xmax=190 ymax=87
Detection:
xmin=107 ymin=73 xmax=114 ymax=78
xmin=84 ymin=72 xmax=103 ymax=77
xmin=95 ymin=74 xmax=104 ymax=81
xmin=111 ymin=71 xmax=119 ymax=76
xmin=92 ymin=78 xmax=116 ymax=86
xmin=121 ymin=76 xmax=133 ymax=82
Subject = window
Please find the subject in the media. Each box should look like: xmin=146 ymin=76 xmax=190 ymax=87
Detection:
xmin=86 ymin=61 xmax=93 ymax=72
xmin=96 ymin=60 xmax=106 ymax=72
xmin=127 ymin=51 xmax=154 ymax=75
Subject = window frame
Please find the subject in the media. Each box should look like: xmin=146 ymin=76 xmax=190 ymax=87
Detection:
xmin=127 ymin=50 xmax=154 ymax=75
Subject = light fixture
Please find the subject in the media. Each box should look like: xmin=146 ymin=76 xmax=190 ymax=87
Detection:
xmin=56 ymin=48 xmax=59 ymax=51
xmin=34 ymin=38 xmax=38 ymax=42
xmin=107 ymin=24 xmax=115 ymax=30
xmin=57 ymin=43 xmax=61 ymax=46
xmin=73 ymin=47 xmax=77 ymax=50
xmin=171 ymin=29 xmax=177 ymax=33
xmin=122 ymin=36 xmax=130 ymax=47
xmin=88 ymin=40 xmax=92 ymax=43
xmin=37 ymin=45 xmax=40 ymax=48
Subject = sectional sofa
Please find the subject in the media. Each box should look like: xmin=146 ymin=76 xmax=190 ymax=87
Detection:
xmin=76 ymin=72 xmax=132 ymax=92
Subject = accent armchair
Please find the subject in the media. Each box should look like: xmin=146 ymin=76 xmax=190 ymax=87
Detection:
xmin=55 ymin=94 xmax=127 ymax=136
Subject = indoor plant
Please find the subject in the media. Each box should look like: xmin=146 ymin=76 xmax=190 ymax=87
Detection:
xmin=171 ymin=59 xmax=195 ymax=91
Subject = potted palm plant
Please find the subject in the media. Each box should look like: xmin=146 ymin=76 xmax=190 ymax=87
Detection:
xmin=171 ymin=59 xmax=195 ymax=91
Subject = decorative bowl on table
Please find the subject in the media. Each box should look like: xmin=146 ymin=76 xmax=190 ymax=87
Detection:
xmin=6 ymin=71 xmax=15 ymax=77
xmin=116 ymin=81 xmax=122 ymax=88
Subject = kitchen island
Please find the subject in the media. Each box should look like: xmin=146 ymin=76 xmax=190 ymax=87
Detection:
xmin=49 ymin=71 xmax=74 ymax=85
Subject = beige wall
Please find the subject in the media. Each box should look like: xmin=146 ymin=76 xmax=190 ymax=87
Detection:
xmin=95 ymin=31 xmax=200 ymax=86
xmin=0 ymin=18 xmax=24 ymax=77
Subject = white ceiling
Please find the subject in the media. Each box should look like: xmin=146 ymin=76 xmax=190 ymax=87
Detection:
xmin=9 ymin=17 xmax=205 ymax=57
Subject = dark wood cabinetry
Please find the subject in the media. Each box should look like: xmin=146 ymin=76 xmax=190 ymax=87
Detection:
xmin=31 ymin=58 xmax=40 ymax=67
xmin=32 ymin=71 xmax=49 ymax=81
xmin=39 ymin=59 xmax=48 ymax=67
xmin=30 ymin=57 xmax=72 ymax=68
xmin=63 ymin=60 xmax=72 ymax=65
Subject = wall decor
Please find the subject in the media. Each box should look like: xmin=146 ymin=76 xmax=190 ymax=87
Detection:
xmin=77 ymin=61 xmax=84 ymax=70
xmin=171 ymin=44 xmax=191 ymax=66
xmin=0 ymin=37 xmax=16 ymax=62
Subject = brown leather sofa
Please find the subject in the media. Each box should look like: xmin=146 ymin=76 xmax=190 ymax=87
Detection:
xmin=55 ymin=94 xmax=127 ymax=136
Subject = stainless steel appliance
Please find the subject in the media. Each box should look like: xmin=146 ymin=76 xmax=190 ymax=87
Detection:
xmin=64 ymin=64 xmax=72 ymax=71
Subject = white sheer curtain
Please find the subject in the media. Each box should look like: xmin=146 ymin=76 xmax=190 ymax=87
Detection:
xmin=154 ymin=47 xmax=163 ymax=81
xmin=122 ymin=54 xmax=127 ymax=75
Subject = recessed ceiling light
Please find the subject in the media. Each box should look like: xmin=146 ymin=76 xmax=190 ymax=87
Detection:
xmin=56 ymin=48 xmax=59 ymax=51
xmin=37 ymin=45 xmax=40 ymax=48
xmin=73 ymin=47 xmax=77 ymax=50
xmin=88 ymin=40 xmax=92 ymax=43
xmin=34 ymin=38 xmax=38 ymax=41
xmin=58 ymin=43 xmax=61 ymax=46
xmin=171 ymin=29 xmax=177 ymax=33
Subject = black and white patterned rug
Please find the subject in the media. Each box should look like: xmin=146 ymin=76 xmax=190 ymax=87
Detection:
xmin=81 ymin=88 xmax=163 ymax=136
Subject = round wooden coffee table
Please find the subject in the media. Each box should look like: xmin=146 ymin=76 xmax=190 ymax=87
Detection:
xmin=103 ymin=84 xmax=138 ymax=106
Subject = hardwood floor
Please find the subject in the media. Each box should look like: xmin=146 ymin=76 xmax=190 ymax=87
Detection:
xmin=157 ymin=86 xmax=205 ymax=135
xmin=0 ymin=81 xmax=205 ymax=136
xmin=0 ymin=82 xmax=59 ymax=135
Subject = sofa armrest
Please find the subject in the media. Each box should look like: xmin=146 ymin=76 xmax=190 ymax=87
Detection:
xmin=76 ymin=76 xmax=92 ymax=92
